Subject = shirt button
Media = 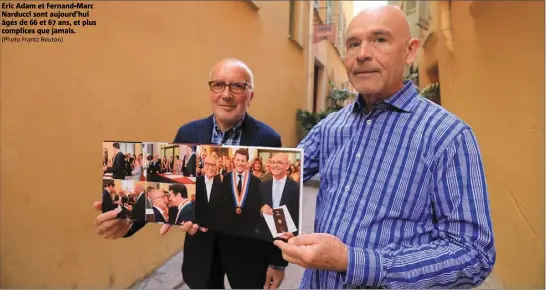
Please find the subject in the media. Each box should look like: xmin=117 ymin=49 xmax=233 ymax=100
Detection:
xmin=345 ymin=186 xmax=349 ymax=191
xmin=356 ymin=153 xmax=361 ymax=158
xmin=366 ymin=120 xmax=372 ymax=125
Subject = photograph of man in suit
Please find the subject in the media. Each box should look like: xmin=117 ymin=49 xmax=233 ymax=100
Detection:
xmin=194 ymin=155 xmax=223 ymax=229
xmin=217 ymin=148 xmax=262 ymax=238
xmin=183 ymin=146 xmax=196 ymax=177
xmin=93 ymin=58 xmax=286 ymax=289
xmin=103 ymin=142 xmax=125 ymax=179
xmin=150 ymin=189 xmax=168 ymax=223
xmin=259 ymin=153 xmax=300 ymax=240
xmin=146 ymin=155 xmax=161 ymax=182
xmin=130 ymin=183 xmax=146 ymax=222
xmin=168 ymin=184 xmax=194 ymax=225
xmin=102 ymin=180 xmax=117 ymax=213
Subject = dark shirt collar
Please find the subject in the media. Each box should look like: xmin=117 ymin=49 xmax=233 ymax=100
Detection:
xmin=352 ymin=80 xmax=419 ymax=114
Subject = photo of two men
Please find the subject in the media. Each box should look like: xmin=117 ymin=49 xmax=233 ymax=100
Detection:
xmin=102 ymin=141 xmax=303 ymax=241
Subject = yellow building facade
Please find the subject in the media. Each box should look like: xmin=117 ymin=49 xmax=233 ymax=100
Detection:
xmin=417 ymin=1 xmax=545 ymax=288
xmin=309 ymin=1 xmax=355 ymax=113
xmin=0 ymin=1 xmax=312 ymax=288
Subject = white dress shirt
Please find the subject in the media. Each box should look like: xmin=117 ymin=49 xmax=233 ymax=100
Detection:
xmin=271 ymin=175 xmax=287 ymax=208
xmin=204 ymin=175 xmax=214 ymax=202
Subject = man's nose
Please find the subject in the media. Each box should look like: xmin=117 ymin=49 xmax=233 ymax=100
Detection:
xmin=221 ymin=85 xmax=232 ymax=99
xmin=356 ymin=43 xmax=373 ymax=62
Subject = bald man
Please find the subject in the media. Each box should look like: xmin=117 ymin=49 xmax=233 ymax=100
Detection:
xmin=259 ymin=153 xmax=300 ymax=240
xmin=93 ymin=58 xmax=287 ymax=289
xmin=274 ymin=5 xmax=496 ymax=289
xmin=130 ymin=182 xmax=146 ymax=222
xmin=194 ymin=155 xmax=223 ymax=229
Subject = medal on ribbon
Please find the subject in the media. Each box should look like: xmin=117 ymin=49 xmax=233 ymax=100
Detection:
xmin=231 ymin=171 xmax=250 ymax=215
xmin=175 ymin=199 xmax=191 ymax=223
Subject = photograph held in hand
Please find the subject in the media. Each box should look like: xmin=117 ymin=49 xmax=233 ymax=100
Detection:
xmin=100 ymin=141 xmax=303 ymax=242
xmin=193 ymin=144 xmax=303 ymax=242
xmin=101 ymin=141 xmax=197 ymax=225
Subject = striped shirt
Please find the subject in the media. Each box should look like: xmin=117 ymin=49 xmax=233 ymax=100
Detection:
xmin=210 ymin=113 xmax=245 ymax=145
xmin=298 ymin=81 xmax=496 ymax=288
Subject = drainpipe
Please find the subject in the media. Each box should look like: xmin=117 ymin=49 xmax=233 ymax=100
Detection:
xmin=439 ymin=1 xmax=454 ymax=52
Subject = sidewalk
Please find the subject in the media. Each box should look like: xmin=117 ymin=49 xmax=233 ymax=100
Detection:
xmin=131 ymin=185 xmax=317 ymax=289
xmin=131 ymin=180 xmax=502 ymax=289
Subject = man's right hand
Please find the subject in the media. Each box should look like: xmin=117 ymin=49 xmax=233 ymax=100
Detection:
xmin=261 ymin=204 xmax=273 ymax=215
xmin=93 ymin=202 xmax=132 ymax=239
xmin=159 ymin=222 xmax=209 ymax=236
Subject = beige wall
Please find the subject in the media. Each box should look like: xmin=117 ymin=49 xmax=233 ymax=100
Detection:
xmin=0 ymin=1 xmax=310 ymax=288
xmin=420 ymin=1 xmax=544 ymax=288
xmin=314 ymin=40 xmax=350 ymax=112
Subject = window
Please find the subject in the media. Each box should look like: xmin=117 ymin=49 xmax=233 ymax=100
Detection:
xmin=288 ymin=0 xmax=305 ymax=47
xmin=325 ymin=0 xmax=332 ymax=25
xmin=416 ymin=1 xmax=430 ymax=30
xmin=336 ymin=2 xmax=346 ymax=59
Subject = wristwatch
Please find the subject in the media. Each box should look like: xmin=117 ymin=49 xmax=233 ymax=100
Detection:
xmin=269 ymin=265 xmax=286 ymax=271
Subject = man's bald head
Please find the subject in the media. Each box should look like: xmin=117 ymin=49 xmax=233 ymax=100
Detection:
xmin=349 ymin=5 xmax=412 ymax=41
xmin=210 ymin=58 xmax=254 ymax=88
xmin=203 ymin=154 xmax=217 ymax=178
xmin=270 ymin=152 xmax=290 ymax=179
xmin=208 ymin=58 xmax=255 ymax=132
xmin=344 ymin=5 xmax=419 ymax=104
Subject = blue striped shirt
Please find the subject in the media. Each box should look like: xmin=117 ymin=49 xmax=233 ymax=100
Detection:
xmin=298 ymin=81 xmax=496 ymax=288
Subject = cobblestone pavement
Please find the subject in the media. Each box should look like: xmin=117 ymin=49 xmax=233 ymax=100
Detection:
xmin=131 ymin=180 xmax=502 ymax=289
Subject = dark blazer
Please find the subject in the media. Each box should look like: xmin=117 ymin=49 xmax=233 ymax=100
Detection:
xmin=152 ymin=207 xmax=167 ymax=223
xmin=173 ymin=113 xmax=282 ymax=147
xmin=174 ymin=203 xmax=195 ymax=225
xmin=106 ymin=151 xmax=126 ymax=179
xmin=147 ymin=160 xmax=161 ymax=181
xmin=131 ymin=192 xmax=146 ymax=222
xmin=183 ymin=154 xmax=196 ymax=177
xmin=259 ymin=177 xmax=301 ymax=240
xmin=125 ymin=113 xmax=284 ymax=289
xmin=194 ymin=174 xmax=223 ymax=228
xmin=216 ymin=171 xmax=263 ymax=239
xmin=102 ymin=189 xmax=116 ymax=213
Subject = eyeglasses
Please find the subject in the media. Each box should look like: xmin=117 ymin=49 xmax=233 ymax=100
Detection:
xmin=209 ymin=81 xmax=252 ymax=94
xmin=204 ymin=162 xmax=216 ymax=167
xmin=270 ymin=161 xmax=287 ymax=165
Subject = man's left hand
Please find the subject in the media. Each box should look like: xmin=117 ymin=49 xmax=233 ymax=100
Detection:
xmin=264 ymin=267 xmax=284 ymax=289
xmin=273 ymin=233 xmax=348 ymax=272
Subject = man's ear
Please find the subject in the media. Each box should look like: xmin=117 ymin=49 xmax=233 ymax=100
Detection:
xmin=247 ymin=91 xmax=254 ymax=107
xmin=405 ymin=38 xmax=420 ymax=65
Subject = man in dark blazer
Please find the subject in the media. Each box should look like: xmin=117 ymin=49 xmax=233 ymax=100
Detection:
xmin=258 ymin=153 xmax=300 ymax=240
xmin=130 ymin=183 xmax=146 ymax=222
xmin=104 ymin=142 xmax=125 ymax=180
xmin=102 ymin=180 xmax=117 ymax=213
xmin=150 ymin=189 xmax=168 ymax=223
xmin=146 ymin=155 xmax=161 ymax=182
xmin=215 ymin=148 xmax=263 ymax=238
xmin=167 ymin=183 xmax=195 ymax=225
xmin=94 ymin=58 xmax=286 ymax=289
xmin=194 ymin=155 xmax=223 ymax=229
xmin=182 ymin=146 xmax=196 ymax=177
xmin=171 ymin=113 xmax=286 ymax=289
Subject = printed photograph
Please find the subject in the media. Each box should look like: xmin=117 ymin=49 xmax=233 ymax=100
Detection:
xmin=143 ymin=182 xmax=196 ymax=224
xmin=101 ymin=179 xmax=145 ymax=221
xmin=193 ymin=144 xmax=303 ymax=241
xmin=101 ymin=141 xmax=302 ymax=240
xmin=102 ymin=141 xmax=145 ymax=181
xmin=142 ymin=142 xmax=197 ymax=184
